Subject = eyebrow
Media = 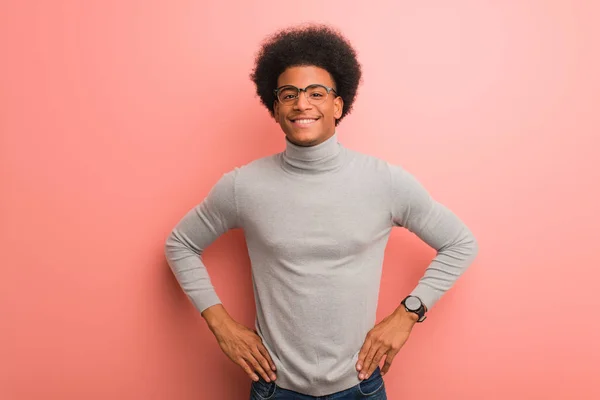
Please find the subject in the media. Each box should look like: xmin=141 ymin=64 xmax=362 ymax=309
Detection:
xmin=276 ymin=84 xmax=337 ymax=91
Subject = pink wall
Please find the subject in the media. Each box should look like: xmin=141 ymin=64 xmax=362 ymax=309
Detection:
xmin=1 ymin=1 xmax=599 ymax=399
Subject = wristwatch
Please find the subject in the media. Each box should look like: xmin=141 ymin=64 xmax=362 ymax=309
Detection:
xmin=401 ymin=295 xmax=427 ymax=322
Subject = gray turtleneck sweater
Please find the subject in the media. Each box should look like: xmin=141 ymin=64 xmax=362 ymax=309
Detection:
xmin=164 ymin=133 xmax=478 ymax=396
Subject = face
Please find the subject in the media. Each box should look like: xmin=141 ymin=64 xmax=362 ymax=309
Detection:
xmin=273 ymin=65 xmax=344 ymax=147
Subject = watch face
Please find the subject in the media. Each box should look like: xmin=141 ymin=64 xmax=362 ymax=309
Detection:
xmin=405 ymin=296 xmax=421 ymax=311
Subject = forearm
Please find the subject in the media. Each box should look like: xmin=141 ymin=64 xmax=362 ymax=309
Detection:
xmin=165 ymin=226 xmax=222 ymax=312
xmin=410 ymin=212 xmax=479 ymax=309
xmin=165 ymin=171 xmax=239 ymax=314
xmin=388 ymin=164 xmax=479 ymax=310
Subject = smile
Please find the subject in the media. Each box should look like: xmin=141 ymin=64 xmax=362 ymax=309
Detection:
xmin=292 ymin=118 xmax=319 ymax=125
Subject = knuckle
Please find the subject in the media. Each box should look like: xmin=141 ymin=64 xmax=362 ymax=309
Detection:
xmin=256 ymin=355 xmax=267 ymax=366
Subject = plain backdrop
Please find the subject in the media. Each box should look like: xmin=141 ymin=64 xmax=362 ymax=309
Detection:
xmin=1 ymin=1 xmax=599 ymax=399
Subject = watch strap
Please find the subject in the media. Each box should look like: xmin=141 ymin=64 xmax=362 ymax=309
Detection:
xmin=401 ymin=296 xmax=427 ymax=322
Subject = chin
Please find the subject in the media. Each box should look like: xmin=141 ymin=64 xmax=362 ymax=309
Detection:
xmin=288 ymin=135 xmax=316 ymax=146
xmin=285 ymin=130 xmax=329 ymax=147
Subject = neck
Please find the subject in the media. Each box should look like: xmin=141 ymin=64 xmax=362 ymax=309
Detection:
xmin=282 ymin=132 xmax=344 ymax=174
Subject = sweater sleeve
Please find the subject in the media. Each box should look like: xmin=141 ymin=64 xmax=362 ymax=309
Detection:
xmin=164 ymin=170 xmax=239 ymax=313
xmin=388 ymin=164 xmax=479 ymax=310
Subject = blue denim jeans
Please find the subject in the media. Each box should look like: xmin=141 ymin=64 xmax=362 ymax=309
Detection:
xmin=249 ymin=367 xmax=386 ymax=400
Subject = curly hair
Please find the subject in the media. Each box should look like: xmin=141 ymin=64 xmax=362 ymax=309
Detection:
xmin=250 ymin=24 xmax=362 ymax=125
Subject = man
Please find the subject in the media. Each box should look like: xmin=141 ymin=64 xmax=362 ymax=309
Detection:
xmin=165 ymin=24 xmax=478 ymax=399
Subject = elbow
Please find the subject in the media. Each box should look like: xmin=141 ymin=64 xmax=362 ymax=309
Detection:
xmin=164 ymin=229 xmax=180 ymax=260
xmin=164 ymin=228 xmax=203 ymax=260
xmin=442 ymin=228 xmax=479 ymax=262
xmin=465 ymin=231 xmax=479 ymax=261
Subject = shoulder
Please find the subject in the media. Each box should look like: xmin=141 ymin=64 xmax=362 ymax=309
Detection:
xmin=343 ymin=147 xmax=409 ymax=182
xmin=218 ymin=153 xmax=280 ymax=177
xmin=342 ymin=147 xmax=426 ymax=198
xmin=232 ymin=153 xmax=280 ymax=181
xmin=213 ymin=154 xmax=281 ymax=195
xmin=344 ymin=147 xmax=390 ymax=172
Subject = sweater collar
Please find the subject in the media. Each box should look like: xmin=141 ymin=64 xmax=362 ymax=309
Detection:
xmin=282 ymin=132 xmax=344 ymax=174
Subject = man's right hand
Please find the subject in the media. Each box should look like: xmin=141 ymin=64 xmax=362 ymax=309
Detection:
xmin=202 ymin=304 xmax=277 ymax=383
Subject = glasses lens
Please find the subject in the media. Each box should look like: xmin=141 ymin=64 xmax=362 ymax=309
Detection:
xmin=278 ymin=87 xmax=299 ymax=104
xmin=305 ymin=85 xmax=328 ymax=104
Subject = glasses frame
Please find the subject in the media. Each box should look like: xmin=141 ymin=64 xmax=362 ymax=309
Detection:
xmin=273 ymin=84 xmax=338 ymax=105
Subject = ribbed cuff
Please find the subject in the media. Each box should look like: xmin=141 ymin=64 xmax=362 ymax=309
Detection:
xmin=410 ymin=283 xmax=442 ymax=311
xmin=192 ymin=292 xmax=222 ymax=314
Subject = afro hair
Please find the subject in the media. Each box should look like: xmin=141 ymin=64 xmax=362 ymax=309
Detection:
xmin=250 ymin=24 xmax=362 ymax=125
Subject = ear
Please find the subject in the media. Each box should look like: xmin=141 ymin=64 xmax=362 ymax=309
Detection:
xmin=333 ymin=96 xmax=344 ymax=120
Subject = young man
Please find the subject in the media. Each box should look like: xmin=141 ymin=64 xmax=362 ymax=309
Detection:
xmin=165 ymin=24 xmax=478 ymax=399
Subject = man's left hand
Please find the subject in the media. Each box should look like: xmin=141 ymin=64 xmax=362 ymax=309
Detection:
xmin=356 ymin=306 xmax=418 ymax=379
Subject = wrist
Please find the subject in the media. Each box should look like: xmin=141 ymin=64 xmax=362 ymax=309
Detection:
xmin=202 ymin=304 xmax=233 ymax=333
xmin=400 ymin=295 xmax=428 ymax=323
xmin=394 ymin=305 xmax=419 ymax=323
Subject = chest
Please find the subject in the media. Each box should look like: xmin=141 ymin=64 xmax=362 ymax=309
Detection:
xmin=238 ymin=176 xmax=392 ymax=259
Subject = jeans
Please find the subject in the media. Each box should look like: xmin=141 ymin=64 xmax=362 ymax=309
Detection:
xmin=249 ymin=367 xmax=387 ymax=400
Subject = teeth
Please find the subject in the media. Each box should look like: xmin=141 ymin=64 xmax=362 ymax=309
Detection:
xmin=295 ymin=119 xmax=317 ymax=124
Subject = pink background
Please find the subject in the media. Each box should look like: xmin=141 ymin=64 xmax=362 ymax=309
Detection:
xmin=1 ymin=1 xmax=599 ymax=399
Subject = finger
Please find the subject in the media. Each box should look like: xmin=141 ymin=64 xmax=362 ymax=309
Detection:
xmin=237 ymin=357 xmax=259 ymax=382
xmin=381 ymin=349 xmax=399 ymax=376
xmin=253 ymin=330 xmax=277 ymax=372
xmin=356 ymin=337 xmax=372 ymax=372
xmin=364 ymin=347 xmax=386 ymax=379
xmin=254 ymin=346 xmax=277 ymax=380
xmin=360 ymin=343 xmax=379 ymax=379
xmin=256 ymin=344 xmax=277 ymax=372
xmin=245 ymin=353 xmax=271 ymax=383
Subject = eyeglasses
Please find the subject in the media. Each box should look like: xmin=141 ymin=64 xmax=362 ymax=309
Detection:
xmin=273 ymin=84 xmax=338 ymax=105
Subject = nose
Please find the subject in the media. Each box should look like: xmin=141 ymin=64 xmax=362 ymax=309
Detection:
xmin=293 ymin=90 xmax=313 ymax=111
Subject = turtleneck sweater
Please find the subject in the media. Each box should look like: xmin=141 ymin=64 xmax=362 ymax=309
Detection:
xmin=165 ymin=132 xmax=478 ymax=396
